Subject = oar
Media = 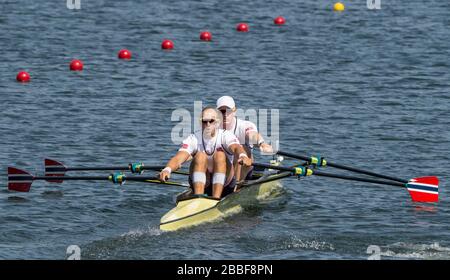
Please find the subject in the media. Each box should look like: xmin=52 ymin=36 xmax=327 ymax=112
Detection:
xmin=7 ymin=167 xmax=189 ymax=192
xmin=44 ymin=158 xmax=189 ymax=183
xmin=252 ymin=162 xmax=439 ymax=203
xmin=277 ymin=150 xmax=408 ymax=183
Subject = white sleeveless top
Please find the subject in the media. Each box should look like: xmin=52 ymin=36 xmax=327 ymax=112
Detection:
xmin=179 ymin=129 xmax=240 ymax=173
xmin=228 ymin=118 xmax=258 ymax=149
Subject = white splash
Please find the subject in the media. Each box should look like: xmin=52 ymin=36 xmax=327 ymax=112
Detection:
xmin=121 ymin=226 xmax=163 ymax=238
xmin=381 ymin=242 xmax=450 ymax=260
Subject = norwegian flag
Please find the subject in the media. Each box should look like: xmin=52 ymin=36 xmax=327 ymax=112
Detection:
xmin=406 ymin=176 xmax=439 ymax=203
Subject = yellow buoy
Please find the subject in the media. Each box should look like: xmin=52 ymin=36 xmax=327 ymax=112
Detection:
xmin=333 ymin=2 xmax=345 ymax=12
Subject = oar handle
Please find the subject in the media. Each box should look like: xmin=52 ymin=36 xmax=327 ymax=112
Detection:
xmin=277 ymin=150 xmax=408 ymax=183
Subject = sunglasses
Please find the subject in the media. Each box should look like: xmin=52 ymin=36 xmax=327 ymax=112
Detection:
xmin=201 ymin=119 xmax=216 ymax=124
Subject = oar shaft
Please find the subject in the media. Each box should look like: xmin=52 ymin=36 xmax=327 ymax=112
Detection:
xmin=34 ymin=175 xmax=109 ymax=180
xmin=127 ymin=176 xmax=164 ymax=182
xmin=312 ymin=170 xmax=406 ymax=187
xmin=46 ymin=166 xmax=166 ymax=172
xmin=46 ymin=164 xmax=189 ymax=176
xmin=252 ymin=162 xmax=406 ymax=187
xmin=66 ymin=166 xmax=129 ymax=171
xmin=322 ymin=162 xmax=406 ymax=183
xmin=7 ymin=166 xmax=189 ymax=192
xmin=276 ymin=150 xmax=310 ymax=162
xmin=277 ymin=150 xmax=408 ymax=183
xmin=33 ymin=175 xmax=162 ymax=181
xmin=252 ymin=162 xmax=294 ymax=173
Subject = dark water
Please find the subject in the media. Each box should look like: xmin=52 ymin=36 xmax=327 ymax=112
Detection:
xmin=1 ymin=0 xmax=449 ymax=259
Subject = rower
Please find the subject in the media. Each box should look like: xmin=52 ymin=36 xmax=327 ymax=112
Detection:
xmin=216 ymin=96 xmax=273 ymax=181
xmin=159 ymin=107 xmax=252 ymax=199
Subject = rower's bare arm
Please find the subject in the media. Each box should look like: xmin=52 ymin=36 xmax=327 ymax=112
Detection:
xmin=159 ymin=151 xmax=191 ymax=182
xmin=229 ymin=144 xmax=252 ymax=167
xmin=247 ymin=131 xmax=259 ymax=145
xmin=248 ymin=131 xmax=273 ymax=153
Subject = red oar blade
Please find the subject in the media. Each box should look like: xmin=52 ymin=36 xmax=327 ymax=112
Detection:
xmin=44 ymin=158 xmax=66 ymax=183
xmin=8 ymin=167 xmax=34 ymax=192
xmin=406 ymin=176 xmax=439 ymax=203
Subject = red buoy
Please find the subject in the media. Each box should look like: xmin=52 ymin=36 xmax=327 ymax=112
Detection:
xmin=274 ymin=16 xmax=286 ymax=25
xmin=16 ymin=71 xmax=30 ymax=82
xmin=70 ymin=60 xmax=83 ymax=71
xmin=200 ymin=31 xmax=212 ymax=41
xmin=118 ymin=49 xmax=132 ymax=59
xmin=161 ymin=39 xmax=174 ymax=50
xmin=236 ymin=23 xmax=249 ymax=32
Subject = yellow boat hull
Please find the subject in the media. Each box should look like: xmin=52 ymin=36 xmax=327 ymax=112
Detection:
xmin=159 ymin=171 xmax=288 ymax=232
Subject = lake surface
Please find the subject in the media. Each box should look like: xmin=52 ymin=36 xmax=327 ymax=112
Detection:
xmin=0 ymin=0 xmax=449 ymax=259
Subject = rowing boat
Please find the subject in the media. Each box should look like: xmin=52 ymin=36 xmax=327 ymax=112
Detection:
xmin=159 ymin=169 xmax=291 ymax=231
xmin=159 ymin=163 xmax=291 ymax=231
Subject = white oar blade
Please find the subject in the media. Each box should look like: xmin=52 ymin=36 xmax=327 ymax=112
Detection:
xmin=406 ymin=176 xmax=439 ymax=203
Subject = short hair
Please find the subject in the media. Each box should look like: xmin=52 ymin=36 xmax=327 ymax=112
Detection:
xmin=201 ymin=106 xmax=219 ymax=118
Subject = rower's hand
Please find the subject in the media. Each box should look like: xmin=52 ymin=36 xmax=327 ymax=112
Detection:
xmin=159 ymin=167 xmax=172 ymax=182
xmin=259 ymin=143 xmax=273 ymax=154
xmin=238 ymin=154 xmax=252 ymax=167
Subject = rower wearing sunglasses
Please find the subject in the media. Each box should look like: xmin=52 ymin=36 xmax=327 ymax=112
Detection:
xmin=159 ymin=106 xmax=252 ymax=199
xmin=216 ymin=96 xmax=274 ymax=181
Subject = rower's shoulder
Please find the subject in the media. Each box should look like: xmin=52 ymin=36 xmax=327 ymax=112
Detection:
xmin=236 ymin=118 xmax=257 ymax=130
xmin=183 ymin=132 xmax=200 ymax=142
xmin=236 ymin=118 xmax=256 ymax=125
